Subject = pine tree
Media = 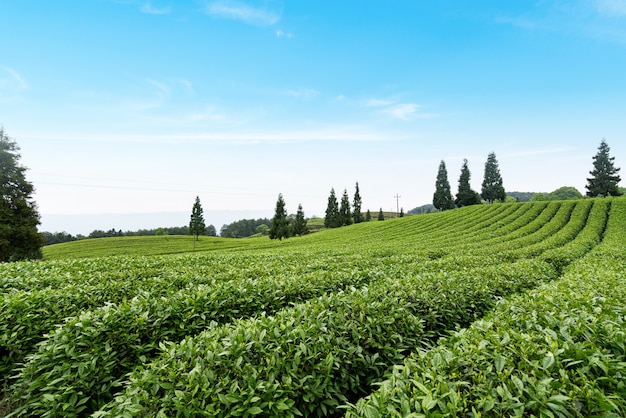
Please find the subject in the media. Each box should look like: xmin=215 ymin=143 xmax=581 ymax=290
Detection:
xmin=324 ymin=188 xmax=341 ymax=228
xmin=269 ymin=194 xmax=290 ymax=240
xmin=189 ymin=196 xmax=206 ymax=241
xmin=292 ymin=203 xmax=309 ymax=236
xmin=365 ymin=209 xmax=371 ymax=222
xmin=481 ymin=152 xmax=506 ymax=203
xmin=339 ymin=189 xmax=353 ymax=226
xmin=433 ymin=160 xmax=454 ymax=211
xmin=0 ymin=128 xmax=44 ymax=261
xmin=586 ymin=139 xmax=622 ymax=197
xmin=377 ymin=208 xmax=385 ymax=221
xmin=352 ymin=182 xmax=363 ymax=223
xmin=399 ymin=208 xmax=404 ymax=217
xmin=455 ymin=159 xmax=481 ymax=207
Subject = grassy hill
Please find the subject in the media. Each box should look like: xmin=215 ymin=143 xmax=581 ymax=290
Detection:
xmin=3 ymin=198 xmax=626 ymax=417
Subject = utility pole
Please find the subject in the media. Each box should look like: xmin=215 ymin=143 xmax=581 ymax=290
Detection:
xmin=394 ymin=194 xmax=401 ymax=217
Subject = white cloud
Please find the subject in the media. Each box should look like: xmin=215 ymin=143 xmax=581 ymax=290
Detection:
xmin=283 ymin=87 xmax=319 ymax=100
xmin=140 ymin=3 xmax=172 ymax=14
xmin=0 ymin=67 xmax=29 ymax=90
xmin=206 ymin=0 xmax=281 ymax=26
xmin=365 ymin=98 xmax=395 ymax=107
xmin=275 ymin=29 xmax=293 ymax=38
xmin=382 ymin=103 xmax=422 ymax=120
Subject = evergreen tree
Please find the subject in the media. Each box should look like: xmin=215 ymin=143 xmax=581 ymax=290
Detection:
xmin=455 ymin=158 xmax=481 ymax=207
xmin=0 ymin=128 xmax=44 ymax=261
xmin=399 ymin=208 xmax=404 ymax=217
xmin=481 ymin=152 xmax=506 ymax=203
xmin=189 ymin=196 xmax=206 ymax=241
xmin=352 ymin=182 xmax=363 ymax=223
xmin=269 ymin=193 xmax=290 ymax=240
xmin=433 ymin=160 xmax=454 ymax=211
xmin=377 ymin=208 xmax=385 ymax=221
xmin=324 ymin=188 xmax=341 ymax=228
xmin=292 ymin=203 xmax=309 ymax=236
xmin=365 ymin=209 xmax=371 ymax=222
xmin=586 ymin=139 xmax=622 ymax=197
xmin=339 ymin=189 xmax=353 ymax=226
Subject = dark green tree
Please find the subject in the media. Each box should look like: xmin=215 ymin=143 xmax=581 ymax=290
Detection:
xmin=324 ymin=188 xmax=341 ymax=228
xmin=481 ymin=152 xmax=506 ymax=203
xmin=586 ymin=139 xmax=622 ymax=197
xmin=455 ymin=159 xmax=481 ymax=207
xmin=433 ymin=160 xmax=454 ymax=211
xmin=0 ymin=128 xmax=44 ymax=261
xmin=339 ymin=189 xmax=353 ymax=226
xmin=399 ymin=208 xmax=404 ymax=217
xmin=352 ymin=182 xmax=363 ymax=223
xmin=377 ymin=208 xmax=385 ymax=221
xmin=365 ymin=209 xmax=371 ymax=222
xmin=269 ymin=193 xmax=290 ymax=240
xmin=189 ymin=196 xmax=206 ymax=241
xmin=292 ymin=203 xmax=309 ymax=236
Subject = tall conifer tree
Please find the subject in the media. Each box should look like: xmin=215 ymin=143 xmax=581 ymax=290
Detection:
xmin=324 ymin=188 xmax=341 ymax=228
xmin=292 ymin=203 xmax=309 ymax=236
xmin=0 ymin=128 xmax=44 ymax=261
xmin=481 ymin=152 xmax=506 ymax=203
xmin=352 ymin=182 xmax=363 ymax=223
xmin=339 ymin=189 xmax=353 ymax=226
xmin=586 ymin=139 xmax=621 ymax=197
xmin=433 ymin=160 xmax=454 ymax=211
xmin=189 ymin=196 xmax=206 ymax=241
xmin=269 ymin=193 xmax=289 ymax=240
xmin=455 ymin=159 xmax=481 ymax=207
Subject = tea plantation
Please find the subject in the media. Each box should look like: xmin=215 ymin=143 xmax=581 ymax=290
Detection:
xmin=1 ymin=198 xmax=624 ymax=417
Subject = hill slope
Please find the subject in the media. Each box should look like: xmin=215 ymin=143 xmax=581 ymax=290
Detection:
xmin=3 ymin=198 xmax=625 ymax=417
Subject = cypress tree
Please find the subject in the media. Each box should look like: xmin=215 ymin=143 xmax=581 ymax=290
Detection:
xmin=189 ymin=196 xmax=206 ymax=241
xmin=481 ymin=152 xmax=506 ymax=203
xmin=377 ymin=208 xmax=385 ymax=221
xmin=324 ymin=188 xmax=341 ymax=228
xmin=292 ymin=203 xmax=309 ymax=236
xmin=365 ymin=209 xmax=371 ymax=222
xmin=269 ymin=193 xmax=289 ymax=240
xmin=586 ymin=139 xmax=621 ymax=197
xmin=455 ymin=159 xmax=481 ymax=207
xmin=352 ymin=182 xmax=363 ymax=223
xmin=433 ymin=160 xmax=454 ymax=211
xmin=0 ymin=128 xmax=44 ymax=261
xmin=339 ymin=189 xmax=353 ymax=226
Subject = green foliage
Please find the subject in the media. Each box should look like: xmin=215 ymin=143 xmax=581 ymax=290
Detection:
xmin=324 ymin=188 xmax=341 ymax=228
xmin=269 ymin=194 xmax=290 ymax=240
xmin=456 ymin=158 xmax=481 ymax=207
xmin=377 ymin=208 xmax=384 ymax=221
xmin=586 ymin=139 xmax=622 ymax=197
xmin=345 ymin=200 xmax=626 ymax=417
xmin=221 ymin=218 xmax=270 ymax=238
xmin=532 ymin=186 xmax=583 ymax=201
xmin=339 ymin=189 xmax=353 ymax=226
xmin=433 ymin=160 xmax=454 ymax=211
xmin=0 ymin=128 xmax=44 ymax=262
xmin=2 ymin=197 xmax=625 ymax=417
xmin=353 ymin=182 xmax=364 ymax=223
xmin=188 ymin=196 xmax=205 ymax=240
xmin=292 ymin=204 xmax=309 ymax=236
xmin=481 ymin=151 xmax=506 ymax=203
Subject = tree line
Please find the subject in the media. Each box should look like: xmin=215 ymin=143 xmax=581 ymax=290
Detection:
xmin=0 ymin=124 xmax=623 ymax=261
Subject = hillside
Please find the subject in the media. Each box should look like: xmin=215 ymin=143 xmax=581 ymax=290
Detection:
xmin=2 ymin=198 xmax=626 ymax=417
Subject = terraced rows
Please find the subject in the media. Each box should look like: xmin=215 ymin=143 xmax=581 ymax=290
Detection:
xmin=0 ymin=198 xmax=621 ymax=417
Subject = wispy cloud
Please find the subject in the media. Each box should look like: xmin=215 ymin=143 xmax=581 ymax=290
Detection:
xmin=0 ymin=67 xmax=29 ymax=90
xmin=205 ymin=0 xmax=281 ymax=26
xmin=275 ymin=29 xmax=293 ymax=38
xmin=364 ymin=97 xmax=434 ymax=121
xmin=283 ymin=87 xmax=319 ymax=100
xmin=140 ymin=3 xmax=172 ymax=15
xmin=494 ymin=14 xmax=540 ymax=30
xmin=594 ymin=0 xmax=626 ymax=17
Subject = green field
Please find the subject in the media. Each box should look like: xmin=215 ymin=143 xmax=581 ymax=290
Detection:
xmin=1 ymin=198 xmax=625 ymax=417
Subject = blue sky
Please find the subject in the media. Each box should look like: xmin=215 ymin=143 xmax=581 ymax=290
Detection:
xmin=1 ymin=0 xmax=625 ymax=233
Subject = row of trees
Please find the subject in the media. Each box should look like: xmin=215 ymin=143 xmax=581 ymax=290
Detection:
xmin=269 ymin=194 xmax=308 ymax=240
xmin=324 ymin=183 xmax=364 ymax=228
xmin=433 ymin=152 xmax=506 ymax=211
